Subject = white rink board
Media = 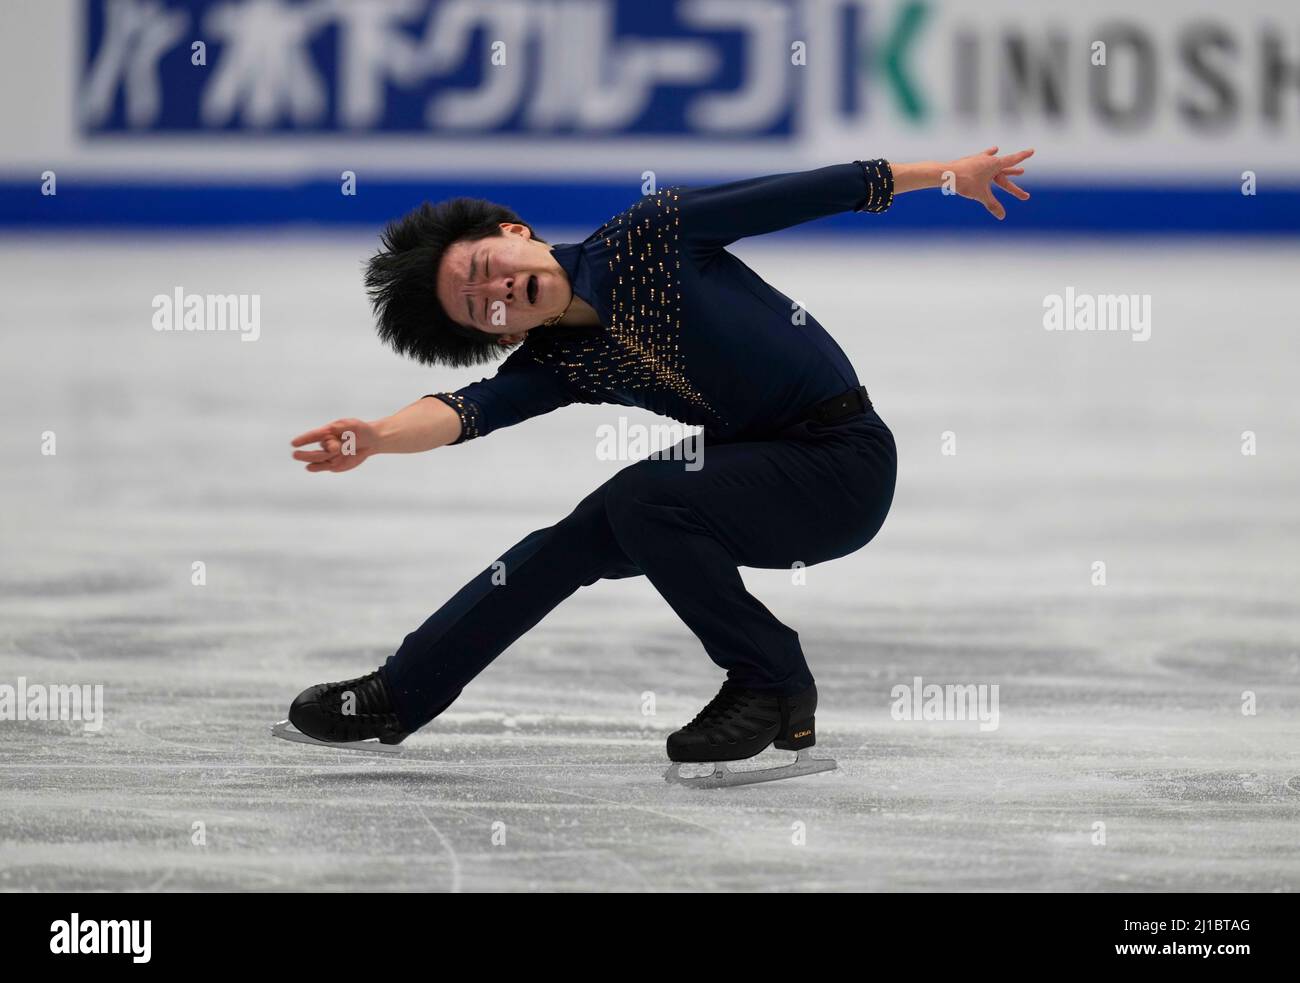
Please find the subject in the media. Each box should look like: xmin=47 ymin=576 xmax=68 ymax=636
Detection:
xmin=3 ymin=0 xmax=1300 ymax=182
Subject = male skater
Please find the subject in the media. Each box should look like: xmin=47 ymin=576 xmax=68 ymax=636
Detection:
xmin=280 ymin=147 xmax=1033 ymax=786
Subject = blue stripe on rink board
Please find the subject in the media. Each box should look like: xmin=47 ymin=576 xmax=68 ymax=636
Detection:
xmin=1 ymin=179 xmax=1298 ymax=234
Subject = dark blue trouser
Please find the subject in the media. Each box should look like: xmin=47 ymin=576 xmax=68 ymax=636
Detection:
xmin=380 ymin=409 xmax=897 ymax=732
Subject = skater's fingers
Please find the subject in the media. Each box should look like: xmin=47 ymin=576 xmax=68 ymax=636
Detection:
xmin=999 ymin=167 xmax=1025 ymax=176
xmin=291 ymin=425 xmax=336 ymax=447
xmin=982 ymin=192 xmax=1006 ymax=220
xmin=998 ymin=148 xmax=1034 ymax=167
xmin=292 ymin=449 xmax=335 ymax=463
xmin=995 ymin=174 xmax=1030 ymax=200
xmin=291 ymin=419 xmax=363 ymax=447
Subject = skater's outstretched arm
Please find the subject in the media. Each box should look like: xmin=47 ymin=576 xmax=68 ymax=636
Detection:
xmin=889 ymin=147 xmax=1033 ymax=219
xmin=291 ymin=350 xmax=577 ymax=471
xmin=290 ymin=396 xmax=461 ymax=473
xmin=680 ymin=147 xmax=1033 ymax=249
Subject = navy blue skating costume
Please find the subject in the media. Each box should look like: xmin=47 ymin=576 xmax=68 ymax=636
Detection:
xmin=381 ymin=161 xmax=899 ymax=731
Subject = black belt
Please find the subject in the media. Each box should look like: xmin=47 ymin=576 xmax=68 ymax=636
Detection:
xmin=805 ymin=385 xmax=872 ymax=424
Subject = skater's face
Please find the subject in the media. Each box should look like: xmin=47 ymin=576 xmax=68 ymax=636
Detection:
xmin=436 ymin=224 xmax=571 ymax=344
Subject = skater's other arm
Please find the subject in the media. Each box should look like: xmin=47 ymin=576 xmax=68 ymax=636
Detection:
xmin=378 ymin=396 xmax=465 ymax=453
xmin=889 ymin=147 xmax=1033 ymax=219
xmin=679 ymin=147 xmax=1033 ymax=248
xmin=290 ymin=397 xmax=460 ymax=472
xmin=291 ymin=356 xmax=576 ymax=471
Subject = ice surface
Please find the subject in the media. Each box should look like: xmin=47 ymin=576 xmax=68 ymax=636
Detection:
xmin=1 ymin=235 xmax=1297 ymax=891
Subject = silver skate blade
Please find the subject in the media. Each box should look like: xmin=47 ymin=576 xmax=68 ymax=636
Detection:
xmin=271 ymin=720 xmax=403 ymax=756
xmin=663 ymin=749 xmax=837 ymax=789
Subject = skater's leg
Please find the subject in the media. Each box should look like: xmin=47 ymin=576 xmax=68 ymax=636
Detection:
xmin=602 ymin=419 xmax=896 ymax=695
xmin=380 ymin=481 xmax=639 ymax=731
xmin=380 ymin=417 xmax=894 ymax=730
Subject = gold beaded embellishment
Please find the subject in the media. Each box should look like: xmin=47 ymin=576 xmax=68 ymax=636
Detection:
xmin=525 ymin=190 xmax=725 ymax=428
xmin=854 ymin=159 xmax=894 ymax=213
xmin=431 ymin=391 xmax=480 ymax=441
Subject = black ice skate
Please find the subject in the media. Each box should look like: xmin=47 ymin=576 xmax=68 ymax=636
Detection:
xmin=664 ymin=680 xmax=837 ymax=789
xmin=272 ymin=670 xmax=410 ymax=756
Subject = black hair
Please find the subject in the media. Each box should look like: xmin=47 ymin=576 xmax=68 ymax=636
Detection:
xmin=364 ymin=197 xmax=545 ymax=368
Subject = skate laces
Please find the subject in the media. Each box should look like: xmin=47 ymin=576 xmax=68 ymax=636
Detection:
xmin=326 ymin=672 xmax=395 ymax=720
xmin=685 ymin=683 xmax=752 ymax=731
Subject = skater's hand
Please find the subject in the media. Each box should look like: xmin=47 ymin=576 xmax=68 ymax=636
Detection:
xmin=291 ymin=418 xmax=382 ymax=473
xmin=946 ymin=147 xmax=1033 ymax=220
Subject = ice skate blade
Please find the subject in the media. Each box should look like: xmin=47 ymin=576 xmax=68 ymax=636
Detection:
xmin=663 ymin=749 xmax=836 ymax=789
xmin=271 ymin=720 xmax=403 ymax=756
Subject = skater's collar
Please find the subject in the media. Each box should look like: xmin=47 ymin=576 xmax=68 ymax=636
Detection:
xmin=549 ymin=241 xmax=581 ymax=282
xmin=548 ymin=241 xmax=595 ymax=310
